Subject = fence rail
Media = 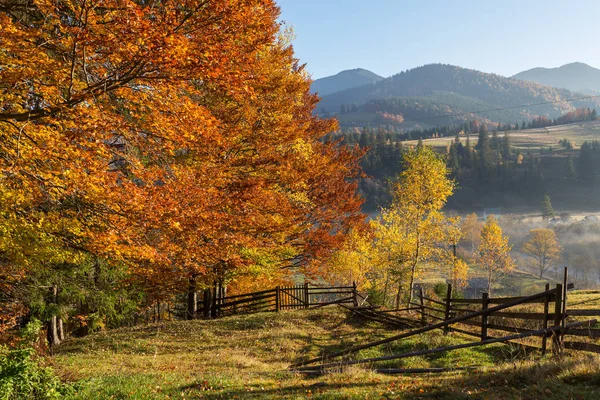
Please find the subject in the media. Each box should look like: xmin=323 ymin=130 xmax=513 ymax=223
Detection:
xmin=409 ymin=273 xmax=599 ymax=356
xmin=195 ymin=282 xmax=359 ymax=318
xmin=290 ymin=267 xmax=600 ymax=374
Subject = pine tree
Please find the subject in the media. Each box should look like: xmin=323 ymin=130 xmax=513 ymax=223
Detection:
xmin=464 ymin=136 xmax=474 ymax=169
xmin=565 ymin=156 xmax=577 ymax=181
xmin=541 ymin=195 xmax=555 ymax=220
xmin=501 ymin=132 xmax=511 ymax=161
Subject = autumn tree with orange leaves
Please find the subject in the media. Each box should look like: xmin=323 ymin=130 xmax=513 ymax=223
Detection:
xmin=0 ymin=0 xmax=364 ymax=338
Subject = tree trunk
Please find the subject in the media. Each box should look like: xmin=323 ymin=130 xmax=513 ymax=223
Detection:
xmin=395 ymin=283 xmax=402 ymax=309
xmin=58 ymin=318 xmax=64 ymax=341
xmin=408 ymin=262 xmax=417 ymax=306
xmin=47 ymin=286 xmax=60 ymax=348
xmin=203 ymin=288 xmax=211 ymax=319
xmin=186 ymin=276 xmax=197 ymax=320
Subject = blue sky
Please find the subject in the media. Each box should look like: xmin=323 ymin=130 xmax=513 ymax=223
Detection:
xmin=276 ymin=0 xmax=600 ymax=79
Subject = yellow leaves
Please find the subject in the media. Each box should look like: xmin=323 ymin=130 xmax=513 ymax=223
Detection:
xmin=290 ymin=138 xmax=314 ymax=161
xmin=394 ymin=147 xmax=455 ymax=213
xmin=521 ymin=228 xmax=562 ymax=277
xmin=476 ymin=216 xmax=515 ymax=293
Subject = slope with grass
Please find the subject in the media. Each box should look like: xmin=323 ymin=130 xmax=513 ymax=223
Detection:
xmin=403 ymin=121 xmax=600 ymax=152
xmin=53 ymin=307 xmax=600 ymax=399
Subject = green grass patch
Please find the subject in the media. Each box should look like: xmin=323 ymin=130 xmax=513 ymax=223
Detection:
xmin=52 ymin=308 xmax=600 ymax=399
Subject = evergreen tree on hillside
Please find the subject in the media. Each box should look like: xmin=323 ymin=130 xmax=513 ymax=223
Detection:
xmin=501 ymin=132 xmax=511 ymax=161
xmin=541 ymin=195 xmax=555 ymax=220
xmin=565 ymin=156 xmax=577 ymax=181
xmin=578 ymin=142 xmax=595 ymax=184
xmin=464 ymin=136 xmax=474 ymax=169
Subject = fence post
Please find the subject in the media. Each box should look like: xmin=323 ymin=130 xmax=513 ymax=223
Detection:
xmin=562 ymin=267 xmax=568 ymax=345
xmin=352 ymin=281 xmax=359 ymax=307
xmin=203 ymin=289 xmax=211 ymax=319
xmin=275 ymin=286 xmax=280 ymax=312
xmin=541 ymin=283 xmax=550 ymax=355
xmin=481 ymin=292 xmax=489 ymax=341
xmin=304 ymin=282 xmax=309 ymax=309
xmin=552 ymin=283 xmax=563 ymax=355
xmin=419 ymin=286 xmax=425 ymax=325
xmin=444 ymin=283 xmax=453 ymax=335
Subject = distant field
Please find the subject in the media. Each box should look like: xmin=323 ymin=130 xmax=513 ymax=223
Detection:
xmin=403 ymin=121 xmax=600 ymax=152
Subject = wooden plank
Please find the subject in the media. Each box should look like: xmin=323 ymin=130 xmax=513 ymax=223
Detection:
xmin=444 ymin=284 xmax=453 ymax=335
xmin=553 ymin=284 xmax=563 ymax=355
xmin=488 ymin=311 xmax=555 ymax=320
xmin=567 ymin=310 xmax=600 ymax=317
xmin=308 ymin=296 xmax=354 ymax=309
xmin=452 ymin=307 xmax=477 ymax=313
xmin=481 ymin=293 xmax=489 ymax=341
xmin=419 ymin=286 xmax=425 ymax=325
xmin=418 ymin=295 xmax=446 ymax=307
xmin=222 ymin=288 xmax=276 ymax=301
xmin=451 ymin=298 xmax=484 ymax=304
xmin=449 ymin=326 xmax=481 ymax=339
xmin=452 ymin=297 xmax=547 ymax=305
xmin=564 ymin=329 xmax=600 ymax=338
xmin=219 ymin=293 xmax=275 ymax=308
xmin=377 ymin=307 xmax=422 ymax=313
xmin=542 ymin=283 xmax=550 ymax=355
xmin=410 ymin=302 xmax=444 ymax=314
xmin=307 ymin=290 xmax=354 ymax=295
xmin=564 ymin=341 xmax=600 ymax=354
xmin=309 ymin=286 xmax=356 ymax=290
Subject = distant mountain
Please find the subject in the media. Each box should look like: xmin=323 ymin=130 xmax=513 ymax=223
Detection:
xmin=318 ymin=64 xmax=600 ymax=128
xmin=513 ymin=62 xmax=600 ymax=94
xmin=311 ymin=68 xmax=384 ymax=97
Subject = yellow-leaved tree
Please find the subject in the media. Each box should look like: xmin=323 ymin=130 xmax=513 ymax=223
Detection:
xmin=461 ymin=213 xmax=483 ymax=254
xmin=521 ymin=228 xmax=562 ymax=278
xmin=327 ymin=228 xmax=378 ymax=291
xmin=477 ymin=216 xmax=515 ymax=295
xmin=372 ymin=147 xmax=459 ymax=306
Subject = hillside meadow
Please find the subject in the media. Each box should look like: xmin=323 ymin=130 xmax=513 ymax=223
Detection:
xmin=52 ymin=303 xmax=600 ymax=399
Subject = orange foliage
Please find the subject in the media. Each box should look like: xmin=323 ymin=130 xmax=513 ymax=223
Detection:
xmin=0 ymin=0 xmax=365 ymax=319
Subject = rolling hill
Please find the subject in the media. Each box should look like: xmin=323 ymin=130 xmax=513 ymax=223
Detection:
xmin=318 ymin=64 xmax=600 ymax=128
xmin=310 ymin=68 xmax=383 ymax=96
xmin=513 ymin=62 xmax=600 ymax=94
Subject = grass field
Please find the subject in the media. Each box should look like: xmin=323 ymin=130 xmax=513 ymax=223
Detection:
xmin=403 ymin=121 xmax=600 ymax=152
xmin=53 ymin=307 xmax=600 ymax=399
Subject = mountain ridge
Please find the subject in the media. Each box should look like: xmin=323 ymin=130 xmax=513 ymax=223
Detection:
xmin=310 ymin=68 xmax=383 ymax=97
xmin=512 ymin=62 xmax=600 ymax=94
xmin=317 ymin=63 xmax=600 ymax=128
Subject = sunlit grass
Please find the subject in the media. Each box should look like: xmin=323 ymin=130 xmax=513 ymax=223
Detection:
xmin=53 ymin=308 xmax=600 ymax=399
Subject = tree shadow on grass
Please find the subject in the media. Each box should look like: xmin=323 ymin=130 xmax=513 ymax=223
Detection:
xmin=171 ymin=380 xmax=381 ymax=399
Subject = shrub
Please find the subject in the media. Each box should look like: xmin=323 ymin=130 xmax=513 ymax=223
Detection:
xmin=0 ymin=320 xmax=74 ymax=399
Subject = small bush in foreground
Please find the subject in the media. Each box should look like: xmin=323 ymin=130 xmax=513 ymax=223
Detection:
xmin=0 ymin=345 xmax=74 ymax=400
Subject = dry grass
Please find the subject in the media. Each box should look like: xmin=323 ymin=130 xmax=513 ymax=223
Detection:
xmin=403 ymin=121 xmax=600 ymax=152
xmin=52 ymin=307 xmax=600 ymax=399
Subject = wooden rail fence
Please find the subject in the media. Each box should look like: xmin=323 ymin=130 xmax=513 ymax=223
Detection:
xmin=291 ymin=268 xmax=600 ymax=373
xmin=195 ymin=282 xmax=359 ymax=319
